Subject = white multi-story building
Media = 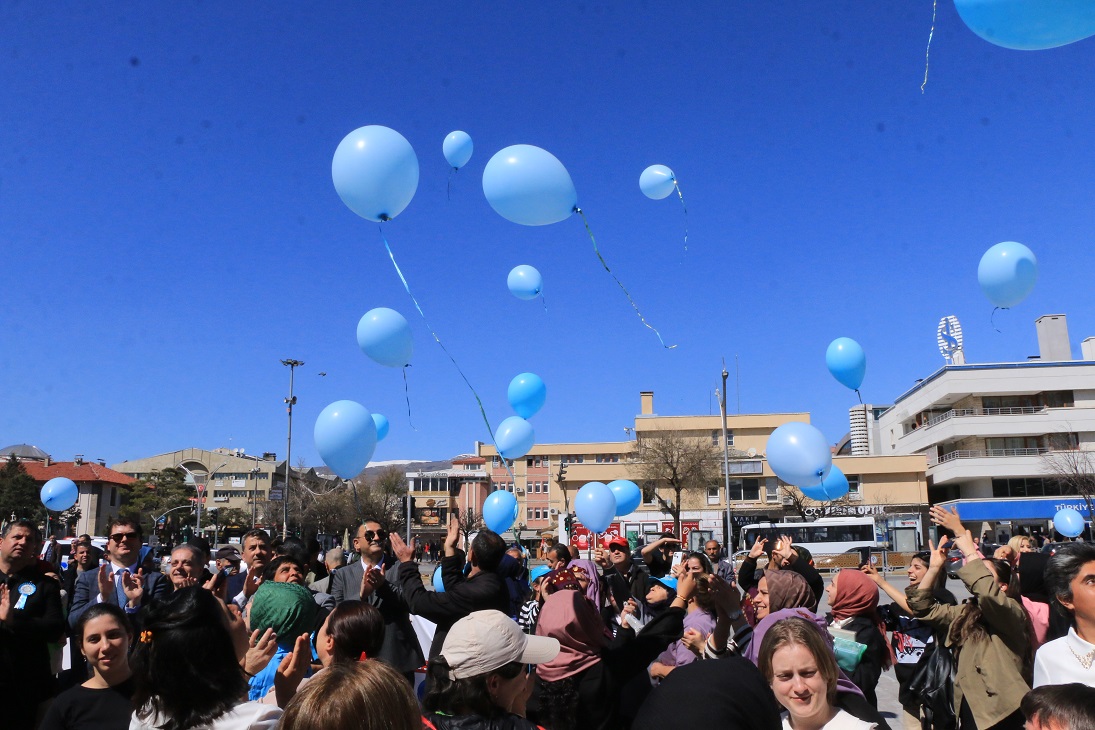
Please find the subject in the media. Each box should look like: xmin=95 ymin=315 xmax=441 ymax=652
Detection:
xmin=858 ymin=314 xmax=1095 ymax=540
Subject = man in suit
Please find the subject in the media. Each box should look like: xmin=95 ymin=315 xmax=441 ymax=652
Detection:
xmin=68 ymin=517 xmax=169 ymax=631
xmin=308 ymin=546 xmax=345 ymax=595
xmin=330 ymin=518 xmax=423 ymax=681
xmin=705 ymin=539 xmax=737 ymax=582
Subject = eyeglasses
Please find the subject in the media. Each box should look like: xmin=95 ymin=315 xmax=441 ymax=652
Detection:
xmin=608 ymin=545 xmax=628 ymax=553
xmin=110 ymin=532 xmax=140 ymax=543
xmin=360 ymin=529 xmax=388 ymax=543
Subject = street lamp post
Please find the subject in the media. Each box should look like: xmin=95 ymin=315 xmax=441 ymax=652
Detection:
xmin=281 ymin=358 xmax=304 ymax=540
xmin=719 ymin=364 xmax=733 ymax=550
xmin=179 ymin=461 xmax=227 ymax=537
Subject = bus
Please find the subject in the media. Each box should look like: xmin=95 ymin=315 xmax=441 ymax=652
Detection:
xmin=737 ymin=517 xmax=877 ymax=556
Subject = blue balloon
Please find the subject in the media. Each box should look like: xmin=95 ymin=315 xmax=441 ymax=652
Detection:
xmin=826 ymin=337 xmax=866 ymax=392
xmin=955 ymin=0 xmax=1095 ymax=50
xmin=507 ymin=373 xmax=546 ymax=419
xmin=765 ymin=422 xmax=833 ymax=488
xmin=978 ymin=241 xmax=1038 ymax=308
xmin=443 ymin=130 xmax=473 ymax=169
xmin=1054 ymin=507 xmax=1086 ymax=538
xmin=41 ymin=477 xmax=78 ymax=512
xmin=801 ymin=466 xmax=850 ymax=502
xmin=314 ymin=400 xmax=378 ymax=479
xmin=608 ymin=480 xmax=642 ymax=517
xmin=482 ymin=145 xmax=577 ymax=226
xmin=639 ymin=164 xmax=676 ymax=200
xmin=483 ymin=490 xmax=519 ymax=534
xmin=575 ymin=482 xmax=617 ymax=534
xmin=332 ymin=125 xmax=419 ymax=222
xmin=495 ymin=416 xmax=535 ymax=460
xmin=432 ymin=565 xmax=446 ymax=593
xmin=357 ymin=308 xmax=413 ymax=368
xmin=372 ymin=413 xmax=390 ymax=442
xmin=507 ymin=265 xmax=543 ymax=300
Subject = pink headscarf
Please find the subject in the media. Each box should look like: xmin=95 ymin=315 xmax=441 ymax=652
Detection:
xmin=535 ymin=589 xmax=608 ymax=682
xmin=829 ymin=568 xmax=892 ymax=668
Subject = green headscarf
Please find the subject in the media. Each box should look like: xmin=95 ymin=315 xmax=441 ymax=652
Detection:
xmin=249 ymin=581 xmax=318 ymax=646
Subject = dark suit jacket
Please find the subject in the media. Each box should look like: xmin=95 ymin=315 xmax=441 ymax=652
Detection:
xmin=329 ymin=560 xmax=424 ymax=673
xmin=68 ymin=564 xmax=170 ymax=630
xmin=397 ymin=550 xmax=510 ymax=659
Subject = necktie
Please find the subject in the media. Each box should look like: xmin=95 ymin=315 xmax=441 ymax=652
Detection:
xmin=116 ymin=569 xmax=128 ymax=607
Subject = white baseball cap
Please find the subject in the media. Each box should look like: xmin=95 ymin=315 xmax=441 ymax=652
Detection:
xmin=441 ymin=610 xmax=560 ymax=680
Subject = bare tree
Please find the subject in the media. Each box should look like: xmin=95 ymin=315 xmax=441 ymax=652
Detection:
xmin=637 ymin=432 xmax=721 ymax=535
xmin=1042 ymin=435 xmax=1095 ymax=523
xmin=454 ymin=506 xmax=484 ymax=546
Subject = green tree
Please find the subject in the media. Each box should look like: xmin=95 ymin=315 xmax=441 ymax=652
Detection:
xmin=0 ymin=455 xmax=46 ymax=527
xmin=119 ymin=467 xmax=194 ymax=538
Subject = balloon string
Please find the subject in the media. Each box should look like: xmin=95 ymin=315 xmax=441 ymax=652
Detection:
xmin=401 ymin=367 xmax=417 ymax=431
xmin=674 ymin=180 xmax=688 ymax=252
xmin=855 ymin=389 xmax=863 ymax=405
xmin=991 ymin=306 xmax=1005 ymax=333
xmin=349 ymin=480 xmax=365 ymax=524
xmin=446 ymin=168 xmax=455 ymax=202
xmin=540 ymin=287 xmax=548 ymax=312
xmin=574 ymin=207 xmax=676 ymax=349
xmin=378 ymin=225 xmax=497 ymax=445
xmin=920 ymin=0 xmax=938 ymax=93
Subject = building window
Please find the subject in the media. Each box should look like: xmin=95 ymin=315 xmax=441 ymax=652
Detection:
xmin=527 ymin=507 xmax=534 ymax=520
xmin=991 ymin=477 xmax=1063 ymax=498
xmin=765 ymin=478 xmax=779 ymax=502
xmin=728 ymin=478 xmax=761 ymax=501
xmin=712 ymin=430 xmax=719 ymax=446
xmin=707 ymin=486 xmax=720 ymax=505
xmin=642 ymin=483 xmax=658 ymax=506
xmin=726 ymin=460 xmax=762 ymax=475
xmin=108 ymin=487 xmax=116 ymax=507
xmin=846 ymin=475 xmax=861 ymax=495
xmin=493 ymin=457 xmax=500 ymax=467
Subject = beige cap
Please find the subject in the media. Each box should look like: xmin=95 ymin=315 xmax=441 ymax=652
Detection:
xmin=441 ymin=610 xmax=560 ymax=680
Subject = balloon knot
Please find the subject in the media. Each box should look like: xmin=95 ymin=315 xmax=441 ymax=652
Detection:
xmin=378 ymin=213 xmax=390 ymax=222
xmin=573 ymin=206 xmax=582 ymax=214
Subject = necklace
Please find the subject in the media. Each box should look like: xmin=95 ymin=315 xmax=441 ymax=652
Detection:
xmin=1068 ymin=641 xmax=1095 ymax=670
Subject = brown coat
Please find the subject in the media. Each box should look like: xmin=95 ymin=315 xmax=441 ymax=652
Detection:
xmin=907 ymin=559 xmax=1031 ymax=728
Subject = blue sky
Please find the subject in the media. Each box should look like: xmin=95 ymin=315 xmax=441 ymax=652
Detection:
xmin=2 ymin=2 xmax=1094 ymax=468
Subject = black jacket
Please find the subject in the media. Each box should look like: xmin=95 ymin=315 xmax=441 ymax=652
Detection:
xmin=0 ymin=563 xmax=65 ymax=705
xmin=398 ymin=550 xmax=510 ymax=659
xmin=329 ymin=559 xmax=424 ymax=673
xmin=827 ymin=613 xmax=889 ymax=708
xmin=424 ymin=713 xmax=542 ymax=730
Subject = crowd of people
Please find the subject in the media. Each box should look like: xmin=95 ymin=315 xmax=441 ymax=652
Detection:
xmin=2 ymin=503 xmax=1095 ymax=730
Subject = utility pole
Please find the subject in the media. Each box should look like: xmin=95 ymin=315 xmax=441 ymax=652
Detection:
xmin=281 ymin=358 xmax=304 ymax=540
xmin=720 ymin=362 xmax=733 ymax=550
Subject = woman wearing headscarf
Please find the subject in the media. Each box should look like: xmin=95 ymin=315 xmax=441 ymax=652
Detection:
xmin=706 ymin=569 xmax=818 ymax=659
xmin=245 ymin=581 xmax=319 ymax=702
xmin=649 ymin=573 xmax=717 ymax=680
xmin=824 ymin=568 xmax=894 ymax=707
xmin=566 ymin=559 xmax=603 ymax=610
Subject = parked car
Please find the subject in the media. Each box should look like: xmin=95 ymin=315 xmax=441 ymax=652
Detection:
xmin=945 ymin=543 xmax=1001 ymax=578
xmin=816 ymin=547 xmax=889 ymax=571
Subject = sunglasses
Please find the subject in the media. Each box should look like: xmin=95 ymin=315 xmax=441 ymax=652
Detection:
xmin=609 ymin=545 xmax=628 ymax=552
xmin=110 ymin=532 xmax=140 ymax=543
xmin=360 ymin=529 xmax=388 ymax=543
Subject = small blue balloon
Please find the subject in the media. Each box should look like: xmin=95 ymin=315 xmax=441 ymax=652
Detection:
xmin=574 ymin=482 xmax=617 ymax=534
xmin=495 ymin=416 xmax=535 ymax=460
xmin=357 ymin=308 xmax=413 ymax=368
xmin=432 ymin=565 xmax=446 ymax=593
xmin=372 ymin=413 xmax=390 ymax=442
xmin=482 ymin=145 xmax=577 ymax=226
xmin=954 ymin=0 xmax=1095 ymax=50
xmin=314 ymin=400 xmax=378 ymax=479
xmin=765 ymin=422 xmax=833 ymax=488
xmin=332 ymin=125 xmax=420 ymax=222
xmin=608 ymin=480 xmax=642 ymax=517
xmin=443 ymin=130 xmax=473 ymax=169
xmin=639 ymin=164 xmax=676 ymax=200
xmin=801 ymin=466 xmax=850 ymax=502
xmin=978 ymin=241 xmax=1038 ymax=308
xmin=507 ymin=373 xmax=546 ymax=419
xmin=826 ymin=337 xmax=866 ymax=392
xmin=483 ymin=490 xmax=519 ymax=534
xmin=1054 ymin=507 xmax=1086 ymax=538
xmin=41 ymin=477 xmax=79 ymax=512
xmin=507 ymin=265 xmax=543 ymax=300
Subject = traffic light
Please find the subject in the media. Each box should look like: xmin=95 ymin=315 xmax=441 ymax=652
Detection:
xmin=564 ymin=513 xmax=574 ymax=532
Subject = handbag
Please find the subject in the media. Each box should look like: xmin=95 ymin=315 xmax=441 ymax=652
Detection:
xmin=900 ymin=635 xmax=957 ymax=730
xmin=828 ymin=626 xmax=867 ymax=672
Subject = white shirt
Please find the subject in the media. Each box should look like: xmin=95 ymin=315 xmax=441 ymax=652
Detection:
xmin=1034 ymin=627 xmax=1095 ymax=687
xmin=95 ymin=561 xmax=141 ymax=612
xmin=130 ymin=701 xmax=282 ymax=730
xmin=783 ymin=709 xmax=876 ymax=730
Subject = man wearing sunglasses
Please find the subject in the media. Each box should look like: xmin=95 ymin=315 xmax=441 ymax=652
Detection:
xmin=330 ymin=518 xmax=423 ymax=683
xmin=68 ymin=517 xmax=169 ymax=630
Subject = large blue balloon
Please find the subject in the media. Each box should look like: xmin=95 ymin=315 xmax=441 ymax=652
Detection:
xmin=639 ymin=164 xmax=676 ymax=200
xmin=357 ymin=308 xmax=413 ymax=368
xmin=575 ymin=482 xmax=616 ymax=534
xmin=483 ymin=490 xmax=519 ymax=534
xmin=801 ymin=466 xmax=850 ymax=502
xmin=332 ymin=125 xmax=419 ymax=222
xmin=978 ymin=241 xmax=1038 ymax=308
xmin=507 ymin=265 xmax=543 ymax=300
xmin=482 ymin=145 xmax=577 ymax=226
xmin=372 ymin=413 xmax=390 ymax=442
xmin=826 ymin=338 xmax=866 ymax=392
xmin=507 ymin=373 xmax=546 ymax=419
xmin=41 ymin=477 xmax=78 ymax=512
xmin=314 ymin=400 xmax=378 ymax=479
xmin=608 ymin=480 xmax=642 ymax=517
xmin=432 ymin=565 xmax=446 ymax=593
xmin=954 ymin=0 xmax=1095 ymax=50
xmin=443 ymin=131 xmax=473 ymax=169
xmin=495 ymin=416 xmax=535 ymax=460
xmin=766 ymin=422 xmax=833 ymax=488
xmin=1054 ymin=507 xmax=1086 ymax=538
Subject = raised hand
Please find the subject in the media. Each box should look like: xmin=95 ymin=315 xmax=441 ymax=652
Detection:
xmin=748 ymin=536 xmax=768 ymax=560
xmin=121 ymin=569 xmax=144 ymax=607
xmin=0 ymin=584 xmax=10 ymax=623
xmin=593 ymin=547 xmax=609 ymax=568
xmin=708 ymin=575 xmax=742 ymax=616
xmin=97 ymin=564 xmax=114 ymax=602
xmin=359 ymin=564 xmax=386 ymax=599
xmin=445 ymin=516 xmax=461 ymax=553
xmin=274 ymin=632 xmax=312 ymax=707
xmin=682 ymin=627 xmax=707 ymax=657
xmin=929 ymin=504 xmax=963 ymax=534
xmin=861 ymin=562 xmax=885 ymax=585
xmin=243 ymin=568 xmax=263 ymax=599
xmin=389 ymin=532 xmax=417 ymax=564
xmin=927 ymin=537 xmax=950 ymax=570
xmin=242 ymin=627 xmax=278 ymax=677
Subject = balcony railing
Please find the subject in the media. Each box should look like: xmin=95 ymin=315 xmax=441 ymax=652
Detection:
xmin=918 ymin=406 xmax=1046 ymax=431
xmin=929 ymin=447 xmax=1049 ymax=465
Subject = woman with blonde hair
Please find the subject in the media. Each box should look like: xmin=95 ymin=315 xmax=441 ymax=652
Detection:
xmin=280 ymin=661 xmax=421 ymax=730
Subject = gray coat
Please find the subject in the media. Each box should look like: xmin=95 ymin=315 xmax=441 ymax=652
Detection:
xmin=329 ymin=560 xmax=424 ymax=673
